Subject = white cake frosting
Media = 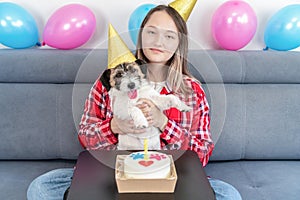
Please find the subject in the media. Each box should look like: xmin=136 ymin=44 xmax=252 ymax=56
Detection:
xmin=124 ymin=151 xmax=171 ymax=179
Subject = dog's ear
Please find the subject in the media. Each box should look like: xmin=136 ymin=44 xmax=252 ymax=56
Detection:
xmin=135 ymin=59 xmax=147 ymax=75
xmin=100 ymin=69 xmax=111 ymax=91
xmin=135 ymin=59 xmax=146 ymax=66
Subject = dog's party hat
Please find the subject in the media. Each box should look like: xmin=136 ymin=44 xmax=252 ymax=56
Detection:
xmin=107 ymin=24 xmax=136 ymax=69
xmin=169 ymin=0 xmax=197 ymax=21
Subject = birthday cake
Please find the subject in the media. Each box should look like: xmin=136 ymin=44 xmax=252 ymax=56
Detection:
xmin=123 ymin=151 xmax=171 ymax=179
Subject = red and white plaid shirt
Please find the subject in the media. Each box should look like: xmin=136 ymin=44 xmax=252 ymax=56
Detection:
xmin=78 ymin=76 xmax=214 ymax=166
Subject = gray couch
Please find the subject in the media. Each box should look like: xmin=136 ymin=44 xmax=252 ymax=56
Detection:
xmin=1 ymin=49 xmax=299 ymax=200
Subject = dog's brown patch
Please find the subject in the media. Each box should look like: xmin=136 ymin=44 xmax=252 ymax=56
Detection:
xmin=109 ymin=62 xmax=145 ymax=90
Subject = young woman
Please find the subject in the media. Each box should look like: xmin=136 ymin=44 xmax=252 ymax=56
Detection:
xmin=27 ymin=5 xmax=242 ymax=200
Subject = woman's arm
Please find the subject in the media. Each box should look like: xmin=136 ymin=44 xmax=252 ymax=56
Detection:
xmin=160 ymin=80 xmax=214 ymax=166
xmin=78 ymin=78 xmax=118 ymax=150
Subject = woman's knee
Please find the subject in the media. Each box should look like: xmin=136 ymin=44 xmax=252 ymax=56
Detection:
xmin=209 ymin=178 xmax=242 ymax=200
xmin=27 ymin=174 xmax=47 ymax=200
xmin=27 ymin=168 xmax=73 ymax=200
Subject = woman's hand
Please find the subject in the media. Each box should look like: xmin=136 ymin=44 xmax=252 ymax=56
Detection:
xmin=137 ymin=98 xmax=168 ymax=131
xmin=110 ymin=116 xmax=147 ymax=134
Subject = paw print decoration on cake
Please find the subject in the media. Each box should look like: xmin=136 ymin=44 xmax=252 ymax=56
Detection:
xmin=124 ymin=151 xmax=171 ymax=179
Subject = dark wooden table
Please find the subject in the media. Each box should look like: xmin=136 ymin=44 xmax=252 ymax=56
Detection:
xmin=67 ymin=150 xmax=215 ymax=200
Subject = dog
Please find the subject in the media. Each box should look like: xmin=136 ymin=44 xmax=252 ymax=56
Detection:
xmin=100 ymin=59 xmax=191 ymax=150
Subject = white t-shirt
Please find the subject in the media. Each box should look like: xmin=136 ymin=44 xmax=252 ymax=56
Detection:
xmin=150 ymin=81 xmax=166 ymax=93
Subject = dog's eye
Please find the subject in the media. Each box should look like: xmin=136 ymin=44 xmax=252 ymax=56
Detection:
xmin=127 ymin=65 xmax=137 ymax=73
xmin=115 ymin=72 xmax=123 ymax=78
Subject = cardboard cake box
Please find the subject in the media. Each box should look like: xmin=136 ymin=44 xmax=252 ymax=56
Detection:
xmin=115 ymin=155 xmax=177 ymax=193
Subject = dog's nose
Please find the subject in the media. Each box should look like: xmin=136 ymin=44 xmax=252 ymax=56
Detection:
xmin=128 ymin=82 xmax=135 ymax=89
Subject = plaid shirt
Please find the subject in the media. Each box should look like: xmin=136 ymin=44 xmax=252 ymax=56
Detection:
xmin=78 ymin=76 xmax=214 ymax=166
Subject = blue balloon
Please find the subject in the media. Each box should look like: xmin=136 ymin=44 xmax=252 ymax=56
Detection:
xmin=264 ymin=4 xmax=300 ymax=51
xmin=128 ymin=4 xmax=156 ymax=45
xmin=0 ymin=2 xmax=39 ymax=49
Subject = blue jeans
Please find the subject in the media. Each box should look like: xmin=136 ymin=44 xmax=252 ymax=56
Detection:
xmin=27 ymin=168 xmax=242 ymax=200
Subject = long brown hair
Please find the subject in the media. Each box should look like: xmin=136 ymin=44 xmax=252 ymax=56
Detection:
xmin=135 ymin=5 xmax=192 ymax=95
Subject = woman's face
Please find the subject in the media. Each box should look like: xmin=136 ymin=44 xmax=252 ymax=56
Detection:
xmin=141 ymin=11 xmax=179 ymax=65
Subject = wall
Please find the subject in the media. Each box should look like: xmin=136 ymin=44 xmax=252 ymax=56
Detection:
xmin=1 ymin=0 xmax=300 ymax=50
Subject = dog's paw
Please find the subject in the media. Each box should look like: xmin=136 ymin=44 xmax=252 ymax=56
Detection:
xmin=179 ymin=103 xmax=192 ymax=112
xmin=134 ymin=117 xmax=149 ymax=129
xmin=136 ymin=124 xmax=148 ymax=129
xmin=170 ymin=96 xmax=192 ymax=112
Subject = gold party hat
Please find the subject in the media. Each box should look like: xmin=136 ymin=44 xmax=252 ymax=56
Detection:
xmin=107 ymin=24 xmax=136 ymax=69
xmin=169 ymin=0 xmax=197 ymax=21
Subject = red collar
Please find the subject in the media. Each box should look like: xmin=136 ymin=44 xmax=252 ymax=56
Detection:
xmin=160 ymin=86 xmax=174 ymax=95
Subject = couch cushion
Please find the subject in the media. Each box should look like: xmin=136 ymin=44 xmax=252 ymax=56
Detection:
xmin=188 ymin=50 xmax=300 ymax=84
xmin=0 ymin=49 xmax=92 ymax=83
xmin=208 ymin=84 xmax=300 ymax=161
xmin=0 ymin=83 xmax=84 ymax=159
xmin=205 ymin=160 xmax=300 ymax=200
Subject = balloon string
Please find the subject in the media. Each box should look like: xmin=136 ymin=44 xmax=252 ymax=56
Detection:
xmin=263 ymin=46 xmax=269 ymax=51
xmin=36 ymin=42 xmax=41 ymax=47
xmin=35 ymin=42 xmax=46 ymax=47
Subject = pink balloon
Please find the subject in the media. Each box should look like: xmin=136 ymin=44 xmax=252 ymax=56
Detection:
xmin=211 ymin=0 xmax=257 ymax=50
xmin=43 ymin=4 xmax=96 ymax=49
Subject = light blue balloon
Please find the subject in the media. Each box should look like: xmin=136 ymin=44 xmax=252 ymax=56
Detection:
xmin=128 ymin=4 xmax=156 ymax=45
xmin=0 ymin=2 xmax=39 ymax=49
xmin=264 ymin=4 xmax=300 ymax=51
